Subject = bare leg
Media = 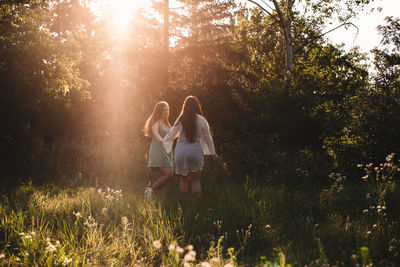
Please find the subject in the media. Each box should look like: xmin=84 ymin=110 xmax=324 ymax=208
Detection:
xmin=190 ymin=171 xmax=201 ymax=199
xmin=179 ymin=175 xmax=190 ymax=197
xmin=151 ymin=167 xmax=173 ymax=192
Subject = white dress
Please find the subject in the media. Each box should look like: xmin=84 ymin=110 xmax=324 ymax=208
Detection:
xmin=162 ymin=114 xmax=216 ymax=176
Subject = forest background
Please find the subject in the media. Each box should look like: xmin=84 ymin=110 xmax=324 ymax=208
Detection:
xmin=1 ymin=0 xmax=400 ymax=265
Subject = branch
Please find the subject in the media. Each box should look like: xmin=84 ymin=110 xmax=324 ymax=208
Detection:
xmin=295 ymin=22 xmax=359 ymax=54
xmin=246 ymin=0 xmax=273 ymax=17
xmin=260 ymin=0 xmax=274 ymax=11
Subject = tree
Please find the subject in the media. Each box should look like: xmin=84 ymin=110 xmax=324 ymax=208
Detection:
xmin=246 ymin=0 xmax=372 ymax=95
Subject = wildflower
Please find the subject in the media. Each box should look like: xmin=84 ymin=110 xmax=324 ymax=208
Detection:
xmin=373 ymin=224 xmax=377 ymax=228
xmin=265 ymin=224 xmax=271 ymax=229
xmin=183 ymin=250 xmax=196 ymax=262
xmin=121 ymin=216 xmax=128 ymax=225
xmin=19 ymin=232 xmax=25 ymax=236
xmin=386 ymin=153 xmax=395 ymax=162
xmin=210 ymin=257 xmax=221 ymax=264
xmin=25 ymin=252 xmax=29 ymax=256
xmin=168 ymin=244 xmax=176 ymax=252
xmin=55 ymin=240 xmax=60 ymax=245
xmin=367 ymin=231 xmax=371 ymax=235
xmin=84 ymin=216 xmax=97 ymax=227
xmin=153 ymin=240 xmax=162 ymax=250
xmin=175 ymin=246 xmax=184 ymax=254
xmin=351 ymin=254 xmax=357 ymax=261
xmin=357 ymin=164 xmax=363 ymax=168
xmin=224 ymin=264 xmax=235 ymax=267
xmin=186 ymin=245 xmax=194 ymax=251
xmin=46 ymin=237 xmax=50 ymax=242
xmin=30 ymin=232 xmax=36 ymax=236
xmin=73 ymin=211 xmax=82 ymax=218
xmin=183 ymin=263 xmax=191 ymax=267
xmin=362 ymin=175 xmax=368 ymax=181
xmin=62 ymin=257 xmax=73 ymax=266
xmin=362 ymin=209 xmax=369 ymax=214
xmin=46 ymin=243 xmax=57 ymax=252
xmin=200 ymin=262 xmax=212 ymax=267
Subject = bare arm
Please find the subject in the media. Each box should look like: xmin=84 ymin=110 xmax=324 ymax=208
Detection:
xmin=162 ymin=119 xmax=180 ymax=153
xmin=201 ymin=117 xmax=216 ymax=155
xmin=151 ymin=122 xmax=163 ymax=142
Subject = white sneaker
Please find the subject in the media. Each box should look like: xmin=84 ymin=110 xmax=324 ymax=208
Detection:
xmin=144 ymin=188 xmax=154 ymax=200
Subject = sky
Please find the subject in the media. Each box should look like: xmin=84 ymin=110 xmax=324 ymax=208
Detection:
xmin=89 ymin=0 xmax=399 ymax=54
xmin=326 ymin=0 xmax=400 ymax=53
xmin=240 ymin=0 xmax=400 ymax=53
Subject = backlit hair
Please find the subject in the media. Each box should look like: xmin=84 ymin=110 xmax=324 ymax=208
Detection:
xmin=143 ymin=101 xmax=170 ymax=137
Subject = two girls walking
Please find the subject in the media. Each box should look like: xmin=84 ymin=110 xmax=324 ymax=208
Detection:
xmin=143 ymin=96 xmax=217 ymax=199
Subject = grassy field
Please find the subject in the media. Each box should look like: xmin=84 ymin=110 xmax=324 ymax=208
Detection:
xmin=0 ymin=157 xmax=399 ymax=266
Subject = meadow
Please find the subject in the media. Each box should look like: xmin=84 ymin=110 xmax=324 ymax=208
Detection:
xmin=1 ymin=154 xmax=399 ymax=266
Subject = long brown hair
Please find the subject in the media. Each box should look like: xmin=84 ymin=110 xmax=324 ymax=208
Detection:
xmin=178 ymin=96 xmax=203 ymax=143
xmin=143 ymin=101 xmax=171 ymax=137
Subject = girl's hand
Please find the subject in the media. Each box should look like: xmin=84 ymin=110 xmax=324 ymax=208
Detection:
xmin=212 ymin=154 xmax=220 ymax=161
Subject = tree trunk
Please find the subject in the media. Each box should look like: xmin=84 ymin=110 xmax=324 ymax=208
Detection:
xmin=272 ymin=0 xmax=293 ymax=96
xmin=163 ymin=0 xmax=170 ymax=89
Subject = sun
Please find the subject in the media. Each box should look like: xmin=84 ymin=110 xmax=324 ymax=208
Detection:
xmin=89 ymin=0 xmax=148 ymax=28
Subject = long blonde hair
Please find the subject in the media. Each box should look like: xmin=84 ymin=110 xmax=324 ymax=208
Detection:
xmin=143 ymin=101 xmax=171 ymax=137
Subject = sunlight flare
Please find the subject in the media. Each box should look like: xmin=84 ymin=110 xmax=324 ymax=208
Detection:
xmin=89 ymin=0 xmax=148 ymax=30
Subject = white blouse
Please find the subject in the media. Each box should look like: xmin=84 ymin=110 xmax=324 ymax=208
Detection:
xmin=162 ymin=114 xmax=216 ymax=155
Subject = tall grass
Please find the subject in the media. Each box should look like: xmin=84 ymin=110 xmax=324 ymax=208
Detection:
xmin=0 ymin=155 xmax=399 ymax=266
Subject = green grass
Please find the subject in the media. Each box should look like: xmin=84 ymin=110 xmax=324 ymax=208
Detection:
xmin=0 ymin=157 xmax=399 ymax=266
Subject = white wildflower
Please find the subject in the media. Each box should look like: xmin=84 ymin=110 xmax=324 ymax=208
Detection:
xmin=265 ymin=224 xmax=271 ymax=229
xmin=0 ymin=254 xmax=5 ymax=259
xmin=153 ymin=240 xmax=162 ymax=249
xmin=55 ymin=240 xmax=60 ymax=245
xmin=224 ymin=264 xmax=235 ymax=267
xmin=62 ymin=257 xmax=73 ymax=266
xmin=210 ymin=257 xmax=221 ymax=264
xmin=363 ymin=209 xmax=369 ymax=214
xmin=373 ymin=224 xmax=377 ymax=229
xmin=200 ymin=262 xmax=212 ymax=267
xmin=168 ymin=244 xmax=176 ymax=252
xmin=386 ymin=153 xmax=395 ymax=162
xmin=186 ymin=245 xmax=194 ymax=251
xmin=73 ymin=211 xmax=82 ymax=218
xmin=175 ymin=246 xmax=184 ymax=254
xmin=183 ymin=263 xmax=191 ymax=267
xmin=183 ymin=250 xmax=196 ymax=262
xmin=30 ymin=232 xmax=36 ymax=236
xmin=367 ymin=231 xmax=371 ymax=235
xmin=46 ymin=243 xmax=57 ymax=252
